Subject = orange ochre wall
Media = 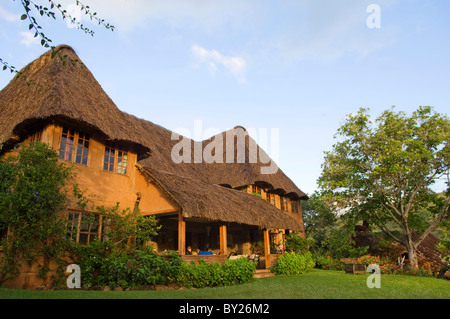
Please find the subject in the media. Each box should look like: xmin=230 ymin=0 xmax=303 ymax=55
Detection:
xmin=38 ymin=123 xmax=180 ymax=215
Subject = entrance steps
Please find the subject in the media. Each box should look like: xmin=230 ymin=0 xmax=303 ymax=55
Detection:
xmin=253 ymin=269 xmax=275 ymax=279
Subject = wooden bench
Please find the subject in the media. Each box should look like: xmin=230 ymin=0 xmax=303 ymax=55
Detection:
xmin=343 ymin=259 xmax=366 ymax=274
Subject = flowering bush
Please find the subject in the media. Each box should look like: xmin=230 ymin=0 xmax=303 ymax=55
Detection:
xmin=400 ymin=262 xmax=434 ymax=276
xmin=312 ymin=253 xmax=438 ymax=277
xmin=352 ymin=255 xmax=435 ymax=276
xmin=354 ymin=255 xmax=396 ymax=274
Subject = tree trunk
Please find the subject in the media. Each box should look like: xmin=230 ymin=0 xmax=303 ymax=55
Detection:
xmin=405 ymin=234 xmax=419 ymax=270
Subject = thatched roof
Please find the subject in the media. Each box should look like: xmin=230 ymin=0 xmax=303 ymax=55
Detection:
xmin=201 ymin=127 xmax=308 ymax=199
xmin=130 ymin=119 xmax=308 ymax=199
xmin=138 ymin=165 xmax=302 ymax=230
xmin=0 ymin=45 xmax=307 ymax=229
xmin=0 ymin=45 xmax=151 ymax=157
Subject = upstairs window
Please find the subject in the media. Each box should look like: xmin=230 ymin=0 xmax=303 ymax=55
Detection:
xmin=252 ymin=185 xmax=261 ymax=195
xmin=76 ymin=132 xmax=90 ymax=165
xmin=291 ymin=200 xmax=299 ymax=213
xmin=236 ymin=186 xmax=249 ymax=193
xmin=104 ymin=146 xmax=115 ymax=172
xmin=59 ymin=127 xmax=75 ymax=161
xmin=59 ymin=127 xmax=90 ymax=165
xmin=280 ymin=197 xmax=289 ymax=212
xmin=251 ymin=185 xmax=263 ymax=199
xmin=266 ymin=192 xmax=275 ymax=206
xmin=104 ymin=144 xmax=128 ymax=174
xmin=116 ymin=150 xmax=128 ymax=174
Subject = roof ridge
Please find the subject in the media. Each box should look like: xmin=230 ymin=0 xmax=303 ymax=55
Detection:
xmin=0 ymin=45 xmax=150 ymax=156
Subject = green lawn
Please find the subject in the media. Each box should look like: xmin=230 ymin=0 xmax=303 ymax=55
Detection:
xmin=0 ymin=270 xmax=448 ymax=299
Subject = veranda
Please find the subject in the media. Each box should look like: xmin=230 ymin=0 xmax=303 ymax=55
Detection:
xmin=152 ymin=212 xmax=285 ymax=269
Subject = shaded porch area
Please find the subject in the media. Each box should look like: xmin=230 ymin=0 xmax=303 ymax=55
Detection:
xmin=150 ymin=212 xmax=287 ymax=269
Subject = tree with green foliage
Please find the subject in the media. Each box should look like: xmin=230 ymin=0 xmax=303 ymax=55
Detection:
xmin=318 ymin=106 xmax=450 ymax=269
xmin=0 ymin=142 xmax=72 ymax=284
xmin=301 ymin=191 xmax=337 ymax=241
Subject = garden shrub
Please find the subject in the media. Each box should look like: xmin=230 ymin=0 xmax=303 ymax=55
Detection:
xmin=284 ymin=232 xmax=315 ymax=254
xmin=104 ymin=249 xmax=182 ymax=289
xmin=72 ymin=244 xmax=183 ymax=289
xmin=221 ymin=257 xmax=256 ymax=284
xmin=72 ymin=239 xmax=113 ymax=288
xmin=270 ymin=252 xmax=315 ymax=275
xmin=176 ymin=257 xmax=256 ymax=288
xmin=313 ymin=254 xmax=344 ymax=271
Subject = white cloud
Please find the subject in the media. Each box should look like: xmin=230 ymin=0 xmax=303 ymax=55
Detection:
xmin=19 ymin=31 xmax=40 ymax=47
xmin=56 ymin=0 xmax=258 ymax=32
xmin=273 ymin=0 xmax=398 ymax=62
xmin=191 ymin=45 xmax=247 ymax=83
xmin=0 ymin=5 xmax=18 ymax=22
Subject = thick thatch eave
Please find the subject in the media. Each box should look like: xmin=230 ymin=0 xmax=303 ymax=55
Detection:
xmin=0 ymin=45 xmax=151 ymax=157
xmin=137 ymin=165 xmax=302 ymax=231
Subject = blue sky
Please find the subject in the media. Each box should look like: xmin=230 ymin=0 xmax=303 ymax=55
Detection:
xmin=1 ymin=0 xmax=449 ymax=195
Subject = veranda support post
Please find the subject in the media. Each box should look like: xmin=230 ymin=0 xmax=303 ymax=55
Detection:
xmin=178 ymin=212 xmax=186 ymax=255
xmin=220 ymin=225 xmax=228 ymax=256
xmin=264 ymin=229 xmax=271 ymax=269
